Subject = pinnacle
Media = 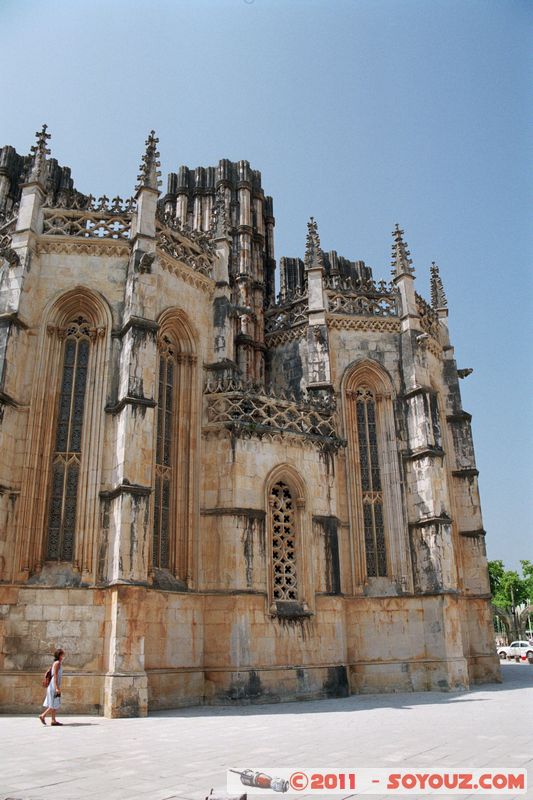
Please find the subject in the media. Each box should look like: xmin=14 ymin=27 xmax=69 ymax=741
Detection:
xmin=304 ymin=216 xmax=325 ymax=271
xmin=136 ymin=130 xmax=162 ymax=191
xmin=391 ymin=223 xmax=414 ymax=278
xmin=430 ymin=261 xmax=448 ymax=309
xmin=29 ymin=123 xmax=51 ymax=182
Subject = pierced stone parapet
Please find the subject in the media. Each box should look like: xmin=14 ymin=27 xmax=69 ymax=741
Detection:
xmin=156 ymin=207 xmax=216 ymax=254
xmin=265 ymin=295 xmax=308 ymax=333
xmin=264 ymin=272 xmax=398 ymax=332
xmin=267 ymin=283 xmax=308 ymax=309
xmin=416 ymin=292 xmax=441 ymax=340
xmin=42 ymin=207 xmax=132 ymax=240
xmin=325 ymin=274 xmax=398 ymax=317
xmin=204 ymin=376 xmax=342 ymax=447
xmin=0 ymin=207 xmax=19 ymax=234
xmin=156 ymin=221 xmax=214 ymax=278
xmin=43 ymin=192 xmax=136 ymax=214
xmin=327 ymin=291 xmax=397 ymax=317
xmin=0 ymin=211 xmax=19 ymax=266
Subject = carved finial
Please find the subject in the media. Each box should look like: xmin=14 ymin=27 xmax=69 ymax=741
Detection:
xmin=391 ymin=223 xmax=414 ymax=278
xmin=29 ymin=124 xmax=51 ymax=182
xmin=430 ymin=261 xmax=448 ymax=309
xmin=304 ymin=217 xmax=324 ymax=271
xmin=136 ymin=130 xmax=161 ymax=191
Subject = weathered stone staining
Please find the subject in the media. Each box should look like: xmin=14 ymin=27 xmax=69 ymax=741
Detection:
xmin=0 ymin=128 xmax=500 ymax=718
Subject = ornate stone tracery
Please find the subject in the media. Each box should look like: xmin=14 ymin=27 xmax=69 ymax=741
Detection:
xmin=151 ymin=310 xmax=199 ymax=583
xmin=270 ymin=481 xmax=298 ymax=601
xmin=15 ymin=288 xmax=111 ymax=581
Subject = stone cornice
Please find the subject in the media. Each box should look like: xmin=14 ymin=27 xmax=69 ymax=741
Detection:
xmin=36 ymin=235 xmax=130 ymax=257
xmin=326 ymin=315 xmax=400 ymax=333
xmin=201 ymin=507 xmax=266 ymax=519
xmin=265 ymin=326 xmax=306 ymax=347
xmin=99 ymin=483 xmax=152 ymax=501
xmin=112 ymin=316 xmax=159 ymax=340
xmin=403 ymin=446 xmax=445 ymax=461
xmin=447 ymin=411 xmax=472 ymax=423
xmin=157 ymin=249 xmax=215 ymax=297
xmin=0 ymin=312 xmax=29 ymax=330
xmin=105 ymin=396 xmax=157 ymax=415
xmin=459 ymin=528 xmax=486 ymax=538
xmin=0 ymin=390 xmax=26 ymax=409
xmin=409 ymin=515 xmax=452 ymax=529
xmin=401 ymin=385 xmax=434 ymax=400
xmin=452 ymin=467 xmax=479 ymax=478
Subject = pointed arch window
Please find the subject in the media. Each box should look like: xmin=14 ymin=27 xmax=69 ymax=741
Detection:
xmin=354 ymin=386 xmax=387 ymax=577
xmin=270 ymin=481 xmax=298 ymax=601
xmin=46 ymin=317 xmax=91 ymax=561
xmin=153 ymin=335 xmax=176 ymax=570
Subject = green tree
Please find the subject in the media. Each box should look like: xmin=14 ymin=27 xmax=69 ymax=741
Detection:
xmin=520 ymin=560 xmax=533 ymax=602
xmin=488 ymin=560 xmax=533 ymax=643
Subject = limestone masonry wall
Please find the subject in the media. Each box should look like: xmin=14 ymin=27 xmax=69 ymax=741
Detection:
xmin=0 ymin=130 xmax=500 ymax=716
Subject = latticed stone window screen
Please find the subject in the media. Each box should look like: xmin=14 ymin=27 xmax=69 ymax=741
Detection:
xmin=355 ymin=387 xmax=387 ymax=577
xmin=270 ymin=481 xmax=298 ymax=601
xmin=153 ymin=337 xmax=176 ymax=569
xmin=46 ymin=318 xmax=91 ymax=561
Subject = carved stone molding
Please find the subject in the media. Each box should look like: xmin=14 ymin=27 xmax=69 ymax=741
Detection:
xmin=157 ymin=250 xmax=215 ymax=296
xmin=265 ymin=326 xmax=306 ymax=347
xmin=326 ymin=315 xmax=400 ymax=333
xmin=36 ymin=236 xmax=130 ymax=258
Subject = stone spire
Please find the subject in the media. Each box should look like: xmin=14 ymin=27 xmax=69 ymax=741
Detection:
xmin=29 ymin=124 xmax=51 ymax=183
xmin=136 ymin=130 xmax=161 ymax=191
xmin=304 ymin=217 xmax=325 ymax=271
xmin=391 ymin=223 xmax=414 ymax=278
xmin=430 ymin=261 xmax=447 ymax=310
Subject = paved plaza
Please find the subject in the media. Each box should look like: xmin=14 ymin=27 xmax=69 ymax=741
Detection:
xmin=1 ymin=663 xmax=531 ymax=800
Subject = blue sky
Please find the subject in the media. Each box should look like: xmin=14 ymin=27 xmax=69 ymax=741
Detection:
xmin=1 ymin=0 xmax=531 ymax=570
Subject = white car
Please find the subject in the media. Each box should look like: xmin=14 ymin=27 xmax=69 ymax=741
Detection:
xmin=497 ymin=640 xmax=533 ymax=660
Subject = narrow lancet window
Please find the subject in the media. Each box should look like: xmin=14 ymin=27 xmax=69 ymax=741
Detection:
xmin=270 ymin=481 xmax=298 ymax=600
xmin=153 ymin=337 xmax=175 ymax=569
xmin=355 ymin=387 xmax=387 ymax=577
xmin=46 ymin=317 xmax=91 ymax=561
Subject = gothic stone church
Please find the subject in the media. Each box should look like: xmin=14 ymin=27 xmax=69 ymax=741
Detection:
xmin=0 ymin=128 xmax=500 ymax=717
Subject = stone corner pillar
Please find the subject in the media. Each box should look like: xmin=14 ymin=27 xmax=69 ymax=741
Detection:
xmin=103 ymin=584 xmax=148 ymax=718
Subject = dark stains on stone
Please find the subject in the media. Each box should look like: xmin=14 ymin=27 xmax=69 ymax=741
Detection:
xmin=214 ymin=296 xmax=231 ymax=327
xmin=98 ymin=500 xmax=110 ymax=582
xmin=151 ymin=567 xmax=188 ymax=592
xmin=267 ymin=339 xmax=304 ymax=398
xmin=226 ymin=670 xmax=264 ymax=702
xmin=313 ymin=515 xmax=341 ymax=594
xmin=410 ymin=527 xmax=441 ymax=594
xmin=27 ymin=562 xmax=82 ymax=587
xmin=240 ymin=512 xmax=265 ymax=590
xmin=323 ymin=665 xmax=349 ymax=698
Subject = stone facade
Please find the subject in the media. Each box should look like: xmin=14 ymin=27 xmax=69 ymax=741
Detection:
xmin=0 ymin=127 xmax=500 ymax=717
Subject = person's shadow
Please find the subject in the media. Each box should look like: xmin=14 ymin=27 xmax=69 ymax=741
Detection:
xmin=61 ymin=722 xmax=98 ymax=726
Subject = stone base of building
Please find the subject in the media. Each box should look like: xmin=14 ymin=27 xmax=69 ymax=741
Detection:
xmin=0 ymin=583 xmax=501 ymax=717
xmin=0 ymin=654 xmax=502 ymax=717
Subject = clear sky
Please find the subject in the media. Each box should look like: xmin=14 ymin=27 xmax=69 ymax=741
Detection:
xmin=1 ymin=0 xmax=531 ymax=570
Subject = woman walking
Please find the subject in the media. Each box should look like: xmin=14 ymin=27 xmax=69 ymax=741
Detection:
xmin=39 ymin=648 xmax=64 ymax=726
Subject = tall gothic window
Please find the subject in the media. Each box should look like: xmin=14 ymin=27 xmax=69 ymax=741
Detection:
xmin=153 ymin=336 xmax=176 ymax=569
xmin=354 ymin=387 xmax=387 ymax=577
xmin=46 ymin=317 xmax=91 ymax=561
xmin=270 ymin=481 xmax=298 ymax=601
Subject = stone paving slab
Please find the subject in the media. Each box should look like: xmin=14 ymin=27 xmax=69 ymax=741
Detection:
xmin=1 ymin=663 xmax=531 ymax=800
